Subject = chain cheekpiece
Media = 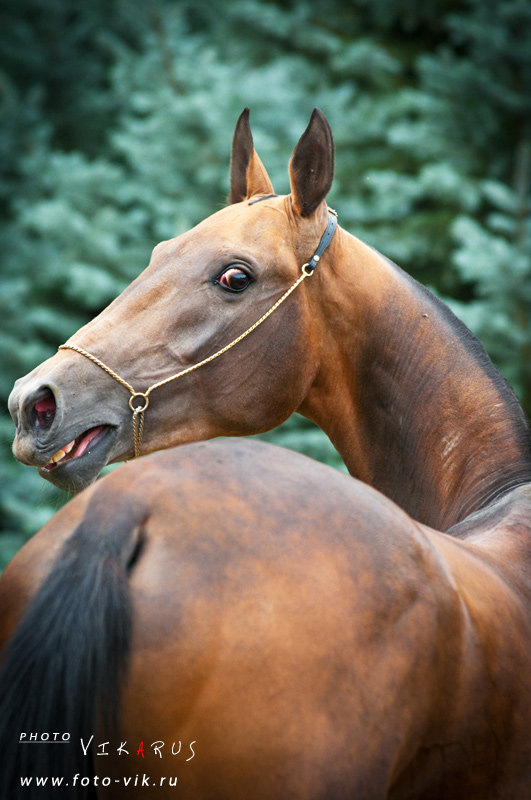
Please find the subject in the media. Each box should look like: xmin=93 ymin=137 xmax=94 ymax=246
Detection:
xmin=59 ymin=209 xmax=338 ymax=458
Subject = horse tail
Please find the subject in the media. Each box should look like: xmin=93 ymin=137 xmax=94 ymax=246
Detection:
xmin=0 ymin=493 xmax=147 ymax=798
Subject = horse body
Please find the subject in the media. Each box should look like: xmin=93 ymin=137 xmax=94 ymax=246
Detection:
xmin=1 ymin=441 xmax=530 ymax=799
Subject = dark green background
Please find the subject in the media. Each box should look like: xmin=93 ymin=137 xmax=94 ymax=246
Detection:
xmin=1 ymin=0 xmax=530 ymax=565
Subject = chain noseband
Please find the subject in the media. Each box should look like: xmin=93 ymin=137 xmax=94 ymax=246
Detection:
xmin=59 ymin=210 xmax=338 ymax=458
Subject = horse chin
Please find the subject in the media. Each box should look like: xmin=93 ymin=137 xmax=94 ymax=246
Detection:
xmin=37 ymin=425 xmax=119 ymax=493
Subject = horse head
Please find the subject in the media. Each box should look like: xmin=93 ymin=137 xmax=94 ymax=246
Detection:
xmin=8 ymin=109 xmax=336 ymax=492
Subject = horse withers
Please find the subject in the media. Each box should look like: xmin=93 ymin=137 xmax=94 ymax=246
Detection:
xmin=0 ymin=439 xmax=529 ymax=799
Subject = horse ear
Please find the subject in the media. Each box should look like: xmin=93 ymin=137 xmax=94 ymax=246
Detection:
xmin=289 ymin=108 xmax=334 ymax=217
xmin=229 ymin=108 xmax=274 ymax=203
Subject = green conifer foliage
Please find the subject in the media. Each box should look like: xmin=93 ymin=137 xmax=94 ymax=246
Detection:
xmin=427 ymin=0 xmax=531 ymax=409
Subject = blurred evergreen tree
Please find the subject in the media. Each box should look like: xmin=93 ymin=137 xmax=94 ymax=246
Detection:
xmin=425 ymin=0 xmax=531 ymax=409
xmin=0 ymin=0 xmax=529 ymax=563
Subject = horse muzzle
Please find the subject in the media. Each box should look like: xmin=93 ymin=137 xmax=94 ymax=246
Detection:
xmin=8 ymin=356 xmax=127 ymax=492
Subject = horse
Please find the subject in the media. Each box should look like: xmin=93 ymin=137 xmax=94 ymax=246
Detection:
xmin=3 ymin=109 xmax=531 ymax=797
xmin=0 ymin=438 xmax=530 ymax=799
xmin=8 ymin=109 xmax=531 ymax=530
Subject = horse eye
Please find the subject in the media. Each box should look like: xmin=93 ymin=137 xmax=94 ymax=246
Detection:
xmin=216 ymin=266 xmax=252 ymax=293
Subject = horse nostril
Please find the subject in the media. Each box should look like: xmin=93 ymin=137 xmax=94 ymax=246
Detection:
xmin=33 ymin=391 xmax=56 ymax=429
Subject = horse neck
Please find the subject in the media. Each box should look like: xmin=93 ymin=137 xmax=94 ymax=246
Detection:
xmin=300 ymin=228 xmax=531 ymax=531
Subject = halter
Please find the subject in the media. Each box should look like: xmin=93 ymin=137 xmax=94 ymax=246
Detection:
xmin=59 ymin=209 xmax=338 ymax=458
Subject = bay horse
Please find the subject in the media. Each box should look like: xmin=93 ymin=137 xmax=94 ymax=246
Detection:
xmin=8 ymin=109 xmax=531 ymax=530
xmin=3 ymin=110 xmax=531 ymax=797
xmin=0 ymin=438 xmax=530 ymax=799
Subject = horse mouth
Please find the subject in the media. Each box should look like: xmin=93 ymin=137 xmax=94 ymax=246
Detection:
xmin=38 ymin=424 xmax=117 ymax=491
xmin=42 ymin=425 xmax=108 ymax=472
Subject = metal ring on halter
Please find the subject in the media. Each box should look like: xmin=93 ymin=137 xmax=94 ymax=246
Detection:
xmin=129 ymin=393 xmax=150 ymax=413
xmin=302 ymin=262 xmax=316 ymax=277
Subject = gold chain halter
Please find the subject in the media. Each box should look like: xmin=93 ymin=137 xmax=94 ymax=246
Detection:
xmin=59 ymin=210 xmax=338 ymax=458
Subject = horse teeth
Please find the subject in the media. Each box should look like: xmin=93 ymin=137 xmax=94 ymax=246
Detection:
xmin=49 ymin=439 xmax=76 ymax=465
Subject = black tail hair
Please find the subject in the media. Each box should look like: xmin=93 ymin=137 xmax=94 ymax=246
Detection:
xmin=0 ymin=495 xmax=146 ymax=798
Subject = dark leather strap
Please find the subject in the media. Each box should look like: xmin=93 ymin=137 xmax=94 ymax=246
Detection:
xmin=304 ymin=209 xmax=338 ymax=273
